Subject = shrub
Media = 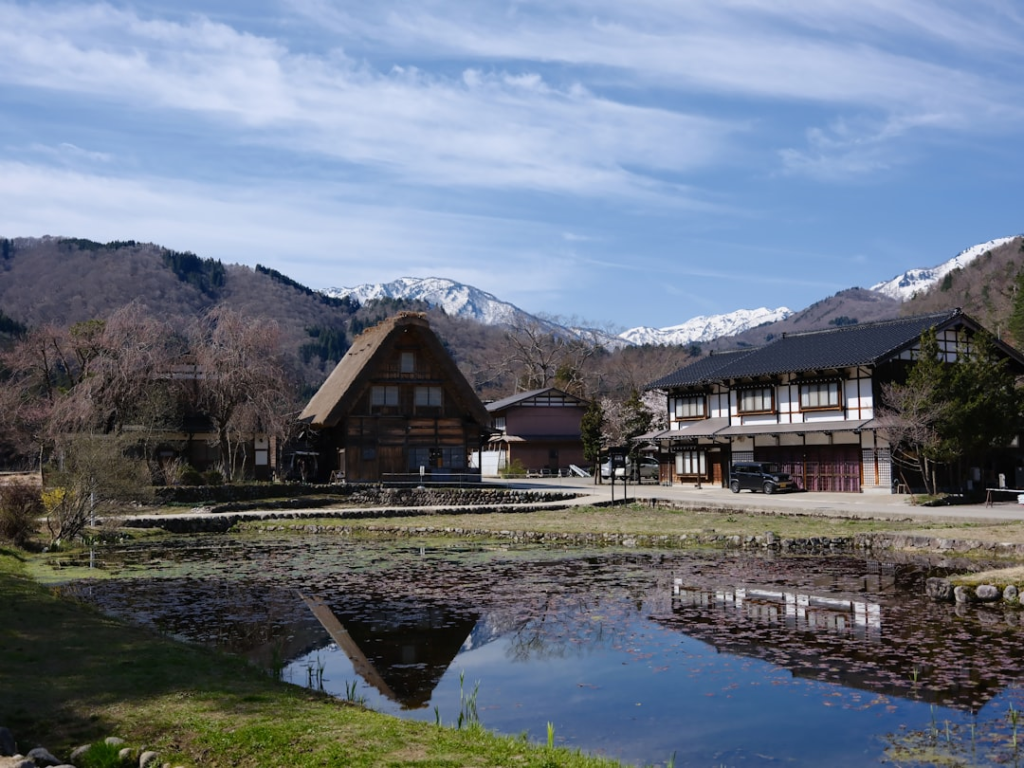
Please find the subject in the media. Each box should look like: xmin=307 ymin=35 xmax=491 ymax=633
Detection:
xmin=180 ymin=466 xmax=204 ymax=486
xmin=202 ymin=469 xmax=224 ymax=486
xmin=76 ymin=740 xmax=123 ymax=768
xmin=499 ymin=458 xmax=528 ymax=478
xmin=41 ymin=485 xmax=92 ymax=547
xmin=0 ymin=481 xmax=42 ymax=546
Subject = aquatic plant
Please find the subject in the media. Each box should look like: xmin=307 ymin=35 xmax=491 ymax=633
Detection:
xmin=547 ymin=721 xmax=555 ymax=749
xmin=268 ymin=642 xmax=284 ymax=680
xmin=75 ymin=741 xmax=123 ymax=768
xmin=457 ymin=670 xmax=480 ymax=729
xmin=343 ymin=680 xmax=365 ymax=705
xmin=303 ymin=654 xmax=325 ymax=691
xmin=1009 ymin=703 xmax=1020 ymax=752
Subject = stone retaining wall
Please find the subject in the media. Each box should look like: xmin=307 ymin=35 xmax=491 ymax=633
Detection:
xmin=926 ymin=577 xmax=1022 ymax=605
xmin=241 ymin=523 xmax=876 ymax=552
xmin=123 ymin=489 xmax=579 ymax=534
xmin=154 ymin=483 xmax=550 ymax=506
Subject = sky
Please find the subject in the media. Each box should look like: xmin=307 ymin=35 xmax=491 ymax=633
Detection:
xmin=1 ymin=1 xmax=1023 ymax=331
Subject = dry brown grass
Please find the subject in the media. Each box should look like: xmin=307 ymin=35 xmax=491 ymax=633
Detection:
xmin=254 ymin=503 xmax=1024 ymax=546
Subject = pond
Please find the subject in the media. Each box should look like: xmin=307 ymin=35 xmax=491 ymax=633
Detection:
xmin=60 ymin=535 xmax=1024 ymax=767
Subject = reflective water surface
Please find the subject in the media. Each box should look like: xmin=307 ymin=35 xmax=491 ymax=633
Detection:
xmin=62 ymin=536 xmax=1024 ymax=767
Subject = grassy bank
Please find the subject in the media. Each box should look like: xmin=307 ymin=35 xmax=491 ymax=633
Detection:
xmin=238 ymin=502 xmax=1024 ymax=550
xmin=0 ymin=547 xmax=623 ymax=768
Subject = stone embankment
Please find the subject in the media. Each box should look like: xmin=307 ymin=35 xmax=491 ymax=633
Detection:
xmin=926 ymin=577 xmax=1022 ymax=605
xmin=123 ymin=487 xmax=580 ymax=534
xmin=0 ymin=728 xmax=177 ymax=768
xmin=242 ymin=522 xmax=1024 ymax=558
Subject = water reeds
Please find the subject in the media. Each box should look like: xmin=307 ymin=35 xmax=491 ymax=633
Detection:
xmin=457 ymin=670 xmax=481 ymax=729
xmin=303 ymin=654 xmax=326 ymax=691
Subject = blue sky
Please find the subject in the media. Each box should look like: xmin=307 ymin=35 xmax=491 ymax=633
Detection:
xmin=1 ymin=1 xmax=1022 ymax=330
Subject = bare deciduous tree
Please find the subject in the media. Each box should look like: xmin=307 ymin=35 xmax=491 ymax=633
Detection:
xmin=875 ymin=378 xmax=948 ymax=495
xmin=501 ymin=317 xmax=607 ymax=397
xmin=187 ymin=308 xmax=293 ymax=480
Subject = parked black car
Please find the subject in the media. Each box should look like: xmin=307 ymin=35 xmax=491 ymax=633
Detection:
xmin=729 ymin=462 xmax=795 ymax=494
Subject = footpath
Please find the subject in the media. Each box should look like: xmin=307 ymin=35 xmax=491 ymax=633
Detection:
xmin=504 ymin=476 xmax=1024 ymax=523
xmin=120 ymin=476 xmax=1024 ymax=534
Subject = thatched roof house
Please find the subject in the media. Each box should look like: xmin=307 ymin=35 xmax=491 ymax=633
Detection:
xmin=300 ymin=312 xmax=491 ymax=482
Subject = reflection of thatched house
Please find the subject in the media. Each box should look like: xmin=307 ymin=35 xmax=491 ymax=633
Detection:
xmin=302 ymin=594 xmax=479 ymax=710
xmin=299 ymin=313 xmax=492 ymax=483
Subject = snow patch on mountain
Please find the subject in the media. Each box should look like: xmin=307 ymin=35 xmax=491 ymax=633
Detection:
xmin=870 ymin=237 xmax=1017 ymax=301
xmin=325 ymin=277 xmax=525 ymax=326
xmin=620 ymin=307 xmax=793 ymax=346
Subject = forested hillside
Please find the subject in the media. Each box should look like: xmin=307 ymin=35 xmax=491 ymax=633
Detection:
xmin=0 ymin=237 xmax=696 ymax=402
xmin=7 ymin=234 xmax=1018 ymax=409
xmin=901 ymin=236 xmax=1024 ymax=344
xmin=0 ymin=237 xmax=367 ymax=390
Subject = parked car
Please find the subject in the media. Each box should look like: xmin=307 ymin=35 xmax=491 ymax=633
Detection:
xmin=729 ymin=462 xmax=795 ymax=494
xmin=601 ymin=456 xmax=659 ymax=482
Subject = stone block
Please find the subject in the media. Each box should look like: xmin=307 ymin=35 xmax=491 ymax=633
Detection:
xmin=925 ymin=577 xmax=954 ymax=602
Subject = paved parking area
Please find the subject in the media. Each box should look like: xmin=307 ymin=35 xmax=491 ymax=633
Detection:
xmin=489 ymin=476 xmax=1024 ymax=524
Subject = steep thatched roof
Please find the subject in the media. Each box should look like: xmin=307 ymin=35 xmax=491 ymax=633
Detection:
xmin=299 ymin=312 xmax=491 ymax=429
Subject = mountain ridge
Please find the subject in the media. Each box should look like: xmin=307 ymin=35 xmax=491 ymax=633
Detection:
xmin=326 ymin=235 xmax=1020 ymax=347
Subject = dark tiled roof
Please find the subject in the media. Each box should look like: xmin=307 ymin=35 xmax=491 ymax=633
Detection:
xmin=646 ymin=310 xmax=966 ymax=388
xmin=715 ymin=310 xmax=962 ymax=378
xmin=485 ymin=387 xmax=588 ymax=412
xmin=645 ymin=349 xmax=753 ymax=389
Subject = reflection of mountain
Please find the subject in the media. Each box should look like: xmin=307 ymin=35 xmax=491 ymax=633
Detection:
xmin=459 ymin=615 xmax=503 ymax=653
xmin=304 ymin=594 xmax=479 ymax=710
xmin=655 ymin=574 xmax=1024 ymax=713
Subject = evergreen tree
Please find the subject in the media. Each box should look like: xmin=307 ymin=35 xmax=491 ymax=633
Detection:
xmin=1008 ymin=269 xmax=1024 ymax=347
xmin=621 ymin=389 xmax=654 ymax=463
xmin=580 ymin=399 xmax=604 ymax=481
xmin=878 ymin=328 xmax=1023 ymax=494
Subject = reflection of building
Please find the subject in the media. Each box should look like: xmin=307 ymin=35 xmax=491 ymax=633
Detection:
xmin=658 ymin=569 xmax=1023 ymax=712
xmin=672 ymin=580 xmax=882 ymax=636
xmin=302 ymin=594 xmax=480 ymax=710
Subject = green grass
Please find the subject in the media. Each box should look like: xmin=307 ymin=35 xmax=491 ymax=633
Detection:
xmin=0 ymin=547 xmax=624 ymax=768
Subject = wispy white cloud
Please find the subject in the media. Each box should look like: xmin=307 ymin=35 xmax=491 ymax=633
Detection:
xmin=0 ymin=2 xmax=738 ymax=201
xmin=1 ymin=1 xmax=1021 ymax=327
xmin=0 ymin=160 xmax=584 ymax=309
xmin=28 ymin=142 xmax=113 ymax=164
xmin=292 ymin=0 xmax=1024 ymax=115
xmin=284 ymin=0 xmax=1024 ymax=189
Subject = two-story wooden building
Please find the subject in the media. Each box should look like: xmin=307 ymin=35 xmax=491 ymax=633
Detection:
xmin=299 ymin=312 xmax=492 ymax=483
xmin=480 ymin=387 xmax=589 ymax=476
xmin=644 ymin=309 xmax=1024 ymax=493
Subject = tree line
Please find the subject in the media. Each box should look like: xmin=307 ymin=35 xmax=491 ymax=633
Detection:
xmin=0 ymin=303 xmax=294 ymax=544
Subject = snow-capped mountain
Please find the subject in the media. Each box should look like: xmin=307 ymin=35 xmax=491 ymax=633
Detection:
xmin=620 ymin=307 xmax=793 ymax=346
xmin=325 ymin=276 xmax=791 ymax=348
xmin=870 ymin=237 xmax=1017 ymax=301
xmin=325 ymin=277 xmax=527 ymax=326
xmin=324 ymin=236 xmax=1018 ymax=349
